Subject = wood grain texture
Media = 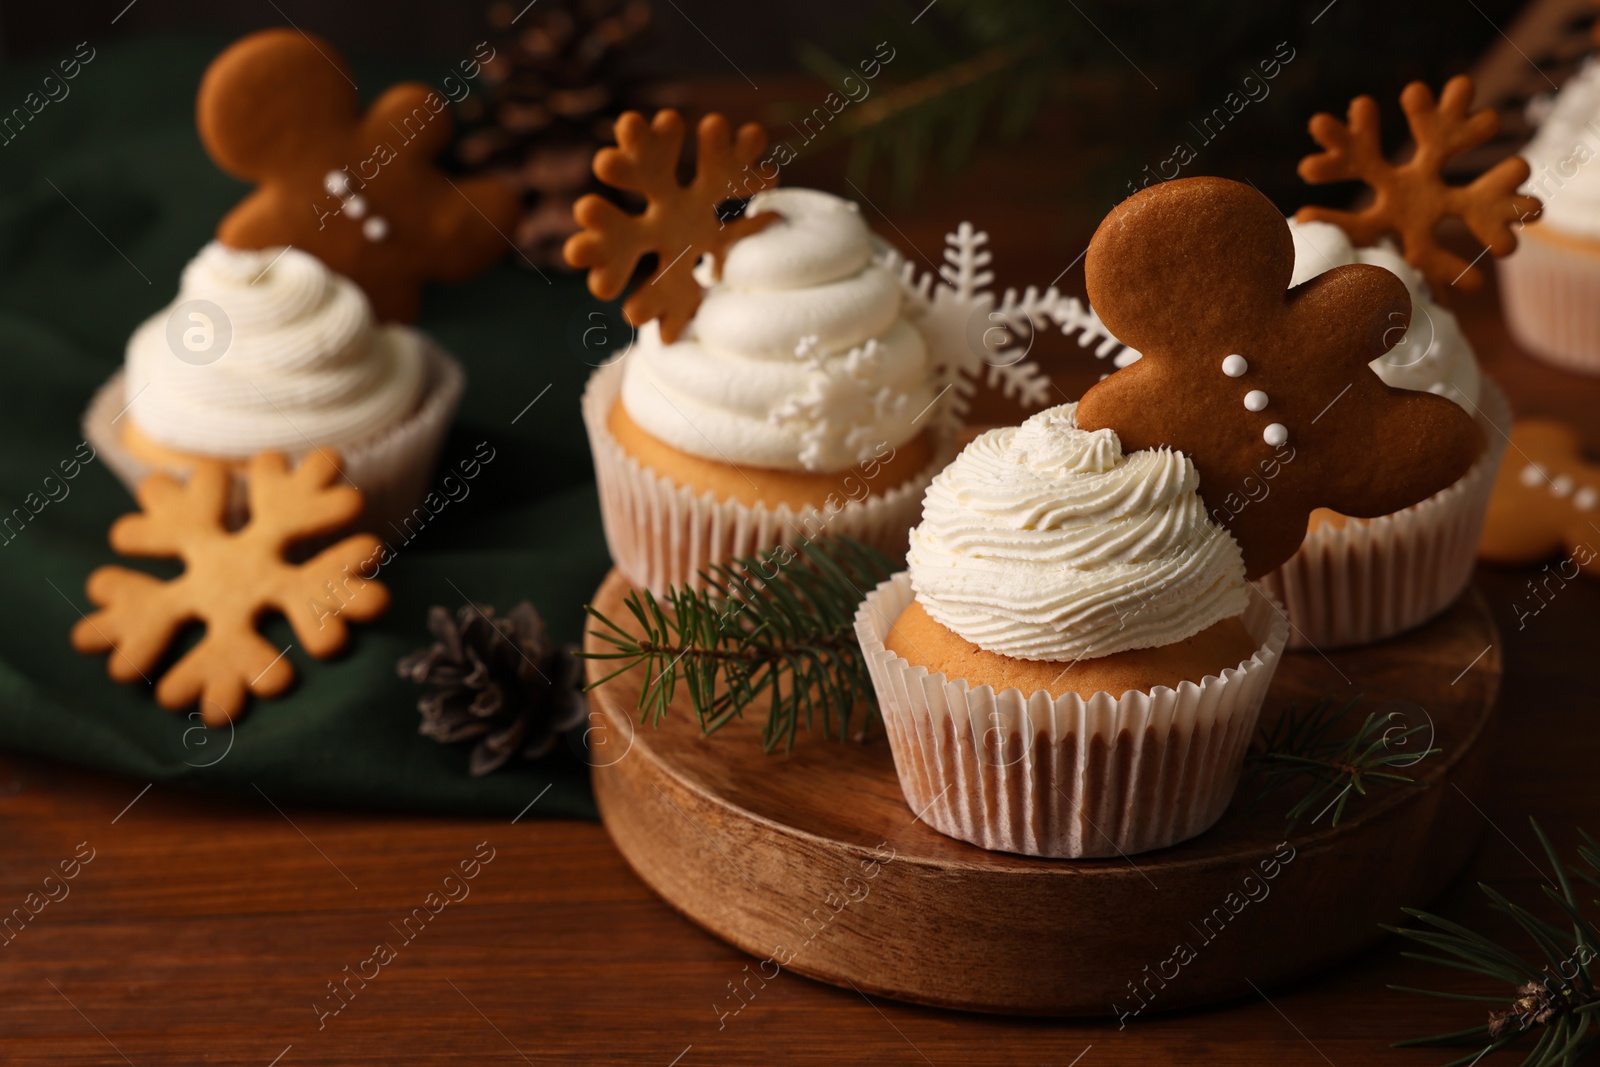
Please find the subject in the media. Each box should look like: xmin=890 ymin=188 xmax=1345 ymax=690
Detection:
xmin=586 ymin=569 xmax=1501 ymax=1016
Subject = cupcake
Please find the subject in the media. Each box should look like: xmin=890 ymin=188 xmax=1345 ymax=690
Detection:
xmin=83 ymin=242 xmax=463 ymax=530
xmin=1252 ymin=220 xmax=1513 ymax=649
xmin=855 ymin=404 xmax=1288 ymax=858
xmin=856 ymin=175 xmax=1480 ymax=858
xmin=574 ymin=121 xmax=957 ymax=592
xmin=1501 ymin=57 xmax=1600 ymax=374
xmin=582 ymin=187 xmax=948 ymax=593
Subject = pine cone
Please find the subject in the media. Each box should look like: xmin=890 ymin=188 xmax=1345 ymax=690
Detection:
xmin=398 ymin=602 xmax=585 ymax=776
xmin=454 ymin=0 xmax=664 ymax=268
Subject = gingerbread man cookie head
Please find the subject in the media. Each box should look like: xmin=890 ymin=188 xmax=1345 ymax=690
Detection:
xmin=1077 ymin=177 xmax=1482 ymax=579
xmin=198 ymin=29 xmax=520 ymax=323
xmin=1295 ymin=75 xmax=1541 ymax=298
xmin=563 ymin=109 xmax=778 ymax=344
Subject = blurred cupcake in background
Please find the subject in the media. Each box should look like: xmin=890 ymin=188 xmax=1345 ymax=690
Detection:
xmin=84 ymin=243 xmax=463 ymax=530
xmin=1501 ymin=56 xmax=1600 ymax=374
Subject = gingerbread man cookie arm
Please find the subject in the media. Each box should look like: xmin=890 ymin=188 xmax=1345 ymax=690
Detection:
xmin=362 ymin=83 xmax=456 ymax=158
xmin=1481 ymin=421 xmax=1600 ymax=574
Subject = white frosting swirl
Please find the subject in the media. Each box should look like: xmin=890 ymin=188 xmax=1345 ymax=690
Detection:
xmin=1288 ymin=219 xmax=1480 ymax=410
xmin=125 ymin=242 xmax=426 ymax=457
xmin=619 ymin=188 xmax=934 ymax=473
xmin=1520 ymin=58 xmax=1600 ymax=239
xmin=907 ymin=404 xmax=1249 ymax=663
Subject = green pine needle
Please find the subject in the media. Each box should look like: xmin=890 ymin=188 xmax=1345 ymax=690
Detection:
xmin=1391 ymin=818 xmax=1600 ymax=1065
xmin=580 ymin=536 xmax=895 ymax=752
xmin=1245 ymin=697 xmax=1439 ymax=831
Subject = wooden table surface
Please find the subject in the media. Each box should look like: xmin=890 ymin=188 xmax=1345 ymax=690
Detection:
xmin=4 ymin=264 xmax=1600 ymax=1064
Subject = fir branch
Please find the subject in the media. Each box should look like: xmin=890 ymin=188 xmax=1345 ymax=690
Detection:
xmin=1246 ymin=697 xmax=1440 ymax=831
xmin=798 ymin=0 xmax=1073 ymax=197
xmin=829 ymin=37 xmax=1046 ymax=138
xmin=1390 ymin=819 xmax=1600 ymax=1065
xmin=581 ymin=537 xmax=894 ymax=752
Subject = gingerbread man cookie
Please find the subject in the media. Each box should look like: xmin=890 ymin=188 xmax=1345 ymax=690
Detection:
xmin=1480 ymin=419 xmax=1600 ymax=578
xmin=1077 ymin=177 xmax=1482 ymax=579
xmin=71 ymin=450 xmax=390 ymax=726
xmin=198 ymin=29 xmax=519 ymax=323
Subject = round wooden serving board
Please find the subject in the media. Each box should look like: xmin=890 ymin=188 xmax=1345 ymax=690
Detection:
xmin=584 ymin=568 xmax=1503 ymax=1016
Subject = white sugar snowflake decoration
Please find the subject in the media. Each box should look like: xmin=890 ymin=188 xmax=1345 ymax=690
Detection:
xmin=883 ymin=224 xmax=1144 ymax=422
xmin=1050 ymin=294 xmax=1141 ymax=369
xmin=769 ymin=342 xmax=912 ymax=471
xmin=883 ymin=224 xmax=1054 ymax=434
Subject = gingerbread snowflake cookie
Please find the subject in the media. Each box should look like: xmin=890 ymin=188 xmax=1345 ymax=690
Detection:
xmin=1076 ymin=176 xmax=1482 ymax=579
xmin=1297 ymin=75 xmax=1540 ymax=296
xmin=563 ymin=109 xmax=778 ymax=343
xmin=71 ymin=451 xmax=390 ymax=725
xmin=199 ymin=29 xmax=519 ymax=323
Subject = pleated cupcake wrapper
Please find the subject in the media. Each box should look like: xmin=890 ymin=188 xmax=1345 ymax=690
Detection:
xmin=855 ymin=574 xmax=1290 ymax=859
xmin=1498 ymin=225 xmax=1600 ymax=375
xmin=83 ymin=344 xmax=464 ymax=534
xmin=582 ymin=359 xmax=952 ymax=596
xmin=1257 ymin=378 xmax=1511 ymax=651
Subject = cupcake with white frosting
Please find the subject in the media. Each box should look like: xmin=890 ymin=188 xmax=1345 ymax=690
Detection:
xmin=854 ymin=403 xmax=1288 ymax=858
xmin=1500 ymin=58 xmax=1600 ymax=373
xmin=1254 ymin=220 xmax=1512 ymax=648
xmin=583 ymin=187 xmax=950 ymax=593
xmin=84 ymin=242 xmax=463 ymax=528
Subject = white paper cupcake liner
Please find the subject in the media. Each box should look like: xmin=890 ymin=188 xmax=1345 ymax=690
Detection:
xmin=855 ymin=574 xmax=1290 ymax=859
xmin=82 ymin=344 xmax=464 ymax=534
xmin=1257 ymin=378 xmax=1511 ymax=651
xmin=1498 ymin=223 xmax=1600 ymax=375
xmin=582 ymin=359 xmax=952 ymax=595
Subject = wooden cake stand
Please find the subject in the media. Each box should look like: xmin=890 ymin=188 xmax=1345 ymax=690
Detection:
xmin=584 ymin=568 xmax=1502 ymax=1016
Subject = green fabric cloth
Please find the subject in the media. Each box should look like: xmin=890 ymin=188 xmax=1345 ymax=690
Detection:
xmin=0 ymin=36 xmax=619 ymax=818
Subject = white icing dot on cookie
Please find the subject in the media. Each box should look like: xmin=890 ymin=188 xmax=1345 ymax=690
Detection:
xmin=1244 ymin=390 xmax=1268 ymax=412
xmin=1520 ymin=464 xmax=1545 ymax=488
xmin=1222 ymin=354 xmax=1248 ymax=377
xmin=363 ymin=217 xmax=388 ymax=242
xmin=345 ymin=195 xmax=367 ymax=220
xmin=1552 ymin=474 xmax=1575 ymax=497
xmin=1263 ymin=423 xmax=1288 ymax=447
xmin=323 ymin=170 xmax=350 ymax=197
xmin=1576 ymin=487 xmax=1598 ymax=511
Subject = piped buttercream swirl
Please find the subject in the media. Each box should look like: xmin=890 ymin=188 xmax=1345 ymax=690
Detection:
xmin=619 ymin=187 xmax=934 ymax=473
xmin=906 ymin=403 xmax=1250 ymax=663
xmin=1519 ymin=58 xmax=1600 ymax=239
xmin=124 ymin=242 xmax=426 ymax=457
